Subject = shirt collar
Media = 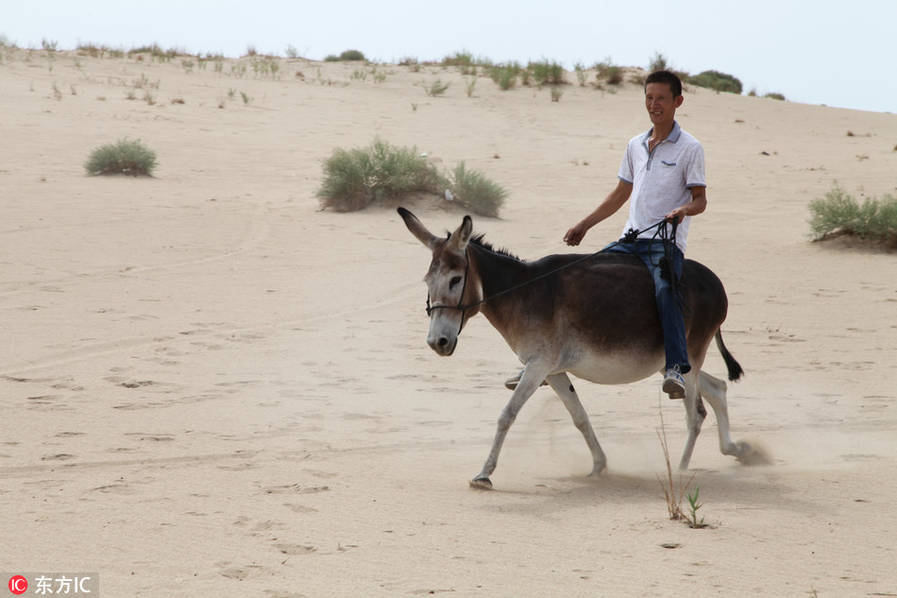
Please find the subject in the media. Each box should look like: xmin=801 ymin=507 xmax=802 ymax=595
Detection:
xmin=642 ymin=121 xmax=682 ymax=148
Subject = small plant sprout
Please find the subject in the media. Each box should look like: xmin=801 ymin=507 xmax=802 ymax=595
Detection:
xmin=240 ymin=91 xmax=252 ymax=105
xmin=686 ymin=487 xmax=708 ymax=529
xmin=550 ymin=86 xmax=563 ymax=102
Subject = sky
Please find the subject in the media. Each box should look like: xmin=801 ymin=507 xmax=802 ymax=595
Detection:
xmin=2 ymin=0 xmax=895 ymax=113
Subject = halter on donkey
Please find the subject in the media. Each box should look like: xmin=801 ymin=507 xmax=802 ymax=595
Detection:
xmin=398 ymin=207 xmax=755 ymax=489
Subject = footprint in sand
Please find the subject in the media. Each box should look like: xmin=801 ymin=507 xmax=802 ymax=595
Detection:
xmin=262 ymin=483 xmax=330 ymax=495
xmin=283 ymin=503 xmax=318 ymax=514
xmin=273 ymin=543 xmax=316 ymax=556
xmin=41 ymin=453 xmax=77 ymax=461
xmin=219 ymin=566 xmax=260 ymax=580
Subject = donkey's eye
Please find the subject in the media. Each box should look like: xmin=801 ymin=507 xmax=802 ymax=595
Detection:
xmin=449 ymin=276 xmax=462 ymax=289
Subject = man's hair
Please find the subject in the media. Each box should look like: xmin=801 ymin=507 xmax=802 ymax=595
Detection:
xmin=645 ymin=70 xmax=682 ymax=98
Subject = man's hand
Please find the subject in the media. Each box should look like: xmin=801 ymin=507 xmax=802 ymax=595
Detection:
xmin=564 ymin=222 xmax=588 ymax=246
xmin=666 ymin=186 xmax=707 ymax=223
xmin=665 ymin=206 xmax=689 ymax=224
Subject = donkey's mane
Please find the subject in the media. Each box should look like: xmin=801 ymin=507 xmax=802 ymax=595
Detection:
xmin=470 ymin=233 xmax=524 ymax=262
xmin=443 ymin=230 xmax=523 ymax=261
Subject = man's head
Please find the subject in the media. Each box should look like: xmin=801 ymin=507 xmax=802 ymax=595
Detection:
xmin=644 ymin=70 xmax=684 ymax=129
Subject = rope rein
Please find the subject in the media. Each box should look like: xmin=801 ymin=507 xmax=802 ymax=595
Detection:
xmin=425 ymin=218 xmax=680 ymax=327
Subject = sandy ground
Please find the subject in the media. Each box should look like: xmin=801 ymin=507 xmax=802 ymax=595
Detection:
xmin=1 ymin=48 xmax=896 ymax=597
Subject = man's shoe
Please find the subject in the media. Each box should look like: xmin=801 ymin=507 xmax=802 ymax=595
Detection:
xmin=504 ymin=369 xmax=549 ymax=391
xmin=662 ymin=366 xmax=686 ymax=399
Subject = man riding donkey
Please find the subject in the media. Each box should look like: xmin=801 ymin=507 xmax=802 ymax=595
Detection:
xmin=506 ymin=70 xmax=706 ymax=399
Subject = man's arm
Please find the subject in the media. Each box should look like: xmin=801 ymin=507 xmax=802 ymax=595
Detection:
xmin=564 ymin=179 xmax=633 ymax=246
xmin=666 ymin=185 xmax=707 ymax=223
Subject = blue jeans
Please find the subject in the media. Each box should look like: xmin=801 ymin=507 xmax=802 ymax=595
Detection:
xmin=602 ymin=239 xmax=691 ymax=373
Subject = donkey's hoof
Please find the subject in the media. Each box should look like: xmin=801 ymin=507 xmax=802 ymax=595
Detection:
xmin=469 ymin=477 xmax=493 ymax=490
xmin=735 ymin=441 xmax=773 ymax=466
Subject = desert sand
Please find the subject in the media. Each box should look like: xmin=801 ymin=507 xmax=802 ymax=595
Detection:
xmin=1 ymin=48 xmax=896 ymax=597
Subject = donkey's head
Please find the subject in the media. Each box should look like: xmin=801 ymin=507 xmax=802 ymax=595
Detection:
xmin=398 ymin=207 xmax=482 ymax=356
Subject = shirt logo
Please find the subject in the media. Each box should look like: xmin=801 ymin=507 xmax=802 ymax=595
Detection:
xmin=661 ymin=160 xmax=677 ymax=166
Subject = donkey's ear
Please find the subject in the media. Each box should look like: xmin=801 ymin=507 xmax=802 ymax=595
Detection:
xmin=448 ymin=215 xmax=473 ymax=252
xmin=398 ymin=207 xmax=438 ymax=248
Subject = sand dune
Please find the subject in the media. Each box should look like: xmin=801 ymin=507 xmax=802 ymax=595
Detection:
xmin=1 ymin=48 xmax=896 ymax=596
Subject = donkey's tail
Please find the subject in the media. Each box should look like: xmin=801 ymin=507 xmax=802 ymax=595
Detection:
xmin=715 ymin=330 xmax=744 ymax=381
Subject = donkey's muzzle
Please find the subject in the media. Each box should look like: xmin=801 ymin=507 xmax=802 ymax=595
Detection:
xmin=428 ymin=334 xmax=457 ymax=356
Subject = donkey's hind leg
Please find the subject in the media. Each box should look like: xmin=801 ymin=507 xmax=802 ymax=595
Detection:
xmin=697 ymin=371 xmax=752 ymax=461
xmin=546 ymin=373 xmax=607 ymax=475
xmin=678 ymin=369 xmax=707 ymax=470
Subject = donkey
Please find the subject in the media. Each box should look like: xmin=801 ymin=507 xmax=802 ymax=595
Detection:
xmin=398 ymin=207 xmax=754 ymax=489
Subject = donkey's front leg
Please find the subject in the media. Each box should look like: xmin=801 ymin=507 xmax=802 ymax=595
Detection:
xmin=470 ymin=362 xmax=551 ymax=490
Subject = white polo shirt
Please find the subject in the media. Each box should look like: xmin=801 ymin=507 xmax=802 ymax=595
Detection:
xmin=618 ymin=121 xmax=705 ymax=253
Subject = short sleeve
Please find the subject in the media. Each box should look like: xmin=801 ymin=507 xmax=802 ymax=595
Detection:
xmin=618 ymin=141 xmax=634 ymax=183
xmin=685 ymin=143 xmax=706 ymax=188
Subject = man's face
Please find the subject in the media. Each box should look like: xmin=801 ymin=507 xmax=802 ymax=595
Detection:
xmin=645 ymin=82 xmax=683 ymax=128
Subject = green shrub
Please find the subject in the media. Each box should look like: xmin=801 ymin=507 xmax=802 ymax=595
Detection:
xmin=317 ymin=140 xmax=443 ymax=211
xmin=339 ymin=49 xmax=365 ymax=61
xmin=573 ymin=62 xmax=587 ymax=86
xmin=442 ymin=51 xmax=473 ymax=67
xmin=424 ymin=79 xmax=449 ymax=96
xmin=648 ymin=52 xmax=668 ymax=72
xmin=688 ymin=70 xmax=742 ymax=94
xmin=489 ymin=63 xmax=521 ymax=90
xmin=324 ymin=54 xmax=339 ymax=62
xmin=764 ymin=92 xmax=786 ymax=101
xmin=809 ymin=185 xmax=897 ymax=246
xmin=594 ymin=60 xmax=623 ymax=85
xmin=85 ymin=138 xmax=157 ymax=176
xmin=318 ymin=141 xmax=508 ymax=216
xmin=528 ymin=59 xmax=566 ymax=86
xmin=448 ymin=162 xmax=507 ymax=217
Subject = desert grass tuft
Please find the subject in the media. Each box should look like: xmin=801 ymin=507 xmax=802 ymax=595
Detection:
xmin=489 ymin=62 xmax=521 ymax=91
xmin=465 ymin=77 xmax=477 ymax=98
xmin=648 ymin=51 xmax=668 ymax=72
xmin=528 ymin=59 xmax=566 ymax=86
xmin=574 ymin=62 xmax=587 ymax=87
xmin=764 ymin=92 xmax=786 ymax=101
xmin=447 ymin=162 xmax=507 ymax=217
xmin=317 ymin=139 xmax=444 ymax=212
xmin=688 ymin=70 xmax=742 ymax=94
xmin=85 ymin=138 xmax=157 ymax=177
xmin=656 ymin=401 xmax=695 ymax=522
xmin=809 ymin=184 xmax=897 ymax=247
xmin=424 ymin=79 xmax=449 ymax=96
